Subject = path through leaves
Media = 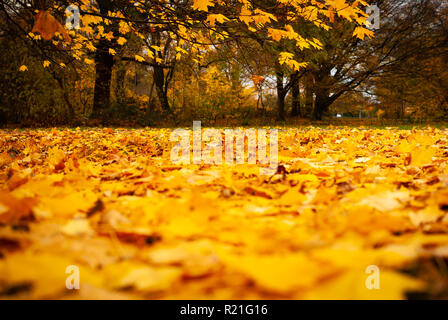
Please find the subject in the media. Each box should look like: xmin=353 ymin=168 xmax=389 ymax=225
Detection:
xmin=1 ymin=127 xmax=448 ymax=299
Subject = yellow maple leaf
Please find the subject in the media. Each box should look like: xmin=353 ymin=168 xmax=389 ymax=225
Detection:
xmin=84 ymin=58 xmax=94 ymax=65
xmin=192 ymin=0 xmax=213 ymax=11
xmin=268 ymin=28 xmax=283 ymax=42
xmin=353 ymin=26 xmax=374 ymax=40
xmin=206 ymin=14 xmax=228 ymax=26
xmin=411 ymin=146 xmax=436 ymax=166
xmin=303 ymin=270 xmax=422 ymax=300
xmin=117 ymin=37 xmax=127 ymax=45
xmin=135 ymin=55 xmax=145 ymax=62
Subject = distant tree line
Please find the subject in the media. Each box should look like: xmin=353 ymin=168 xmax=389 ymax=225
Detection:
xmin=0 ymin=0 xmax=446 ymax=126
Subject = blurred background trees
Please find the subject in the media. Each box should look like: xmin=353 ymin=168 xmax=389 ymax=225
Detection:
xmin=0 ymin=0 xmax=447 ymax=126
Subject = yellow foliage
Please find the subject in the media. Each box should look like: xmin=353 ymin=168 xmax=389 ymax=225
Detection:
xmin=0 ymin=127 xmax=447 ymax=299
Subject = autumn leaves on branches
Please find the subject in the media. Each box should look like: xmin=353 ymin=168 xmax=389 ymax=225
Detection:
xmin=26 ymin=0 xmax=373 ymax=120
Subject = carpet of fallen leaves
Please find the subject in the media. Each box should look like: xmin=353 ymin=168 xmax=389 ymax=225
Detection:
xmin=1 ymin=127 xmax=448 ymax=300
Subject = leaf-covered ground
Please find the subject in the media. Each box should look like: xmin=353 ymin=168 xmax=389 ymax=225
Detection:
xmin=1 ymin=127 xmax=448 ymax=299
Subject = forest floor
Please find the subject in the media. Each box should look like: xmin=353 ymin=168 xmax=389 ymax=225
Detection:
xmin=1 ymin=126 xmax=448 ymax=299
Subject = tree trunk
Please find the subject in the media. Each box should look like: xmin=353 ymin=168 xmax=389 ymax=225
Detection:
xmin=92 ymin=41 xmax=114 ymax=120
xmin=312 ymin=90 xmax=330 ymax=121
xmin=150 ymin=31 xmax=172 ymax=113
xmin=290 ymin=77 xmax=301 ymax=117
xmin=312 ymin=84 xmax=337 ymax=121
xmin=304 ymin=74 xmax=314 ymax=118
xmin=153 ymin=64 xmax=171 ymax=112
xmin=276 ymin=72 xmax=286 ymax=121
xmin=91 ymin=0 xmax=116 ymax=120
xmin=115 ymin=62 xmax=126 ymax=105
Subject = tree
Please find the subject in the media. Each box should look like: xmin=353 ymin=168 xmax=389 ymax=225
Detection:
xmin=372 ymin=0 xmax=448 ymax=121
xmin=302 ymin=0 xmax=443 ymax=120
xmin=10 ymin=0 xmax=371 ymax=120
